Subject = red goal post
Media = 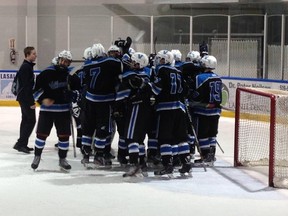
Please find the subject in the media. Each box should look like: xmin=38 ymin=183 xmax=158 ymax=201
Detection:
xmin=234 ymin=87 xmax=288 ymax=188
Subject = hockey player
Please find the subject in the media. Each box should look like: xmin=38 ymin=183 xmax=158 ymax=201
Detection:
xmin=52 ymin=52 xmax=85 ymax=153
xmin=114 ymin=52 xmax=152 ymax=176
xmin=190 ymin=55 xmax=222 ymax=166
xmin=31 ymin=50 xmax=81 ymax=171
xmin=71 ymin=46 xmax=94 ymax=152
xmin=171 ymin=49 xmax=183 ymax=70
xmin=80 ymin=43 xmax=123 ymax=167
xmin=107 ymin=45 xmax=121 ymax=59
xmin=150 ymin=50 xmax=191 ymax=176
xmin=83 ymin=47 xmax=93 ymax=64
xmin=144 ymin=54 xmax=161 ymax=167
xmin=104 ymin=44 xmax=123 ymax=161
xmin=181 ymin=50 xmax=203 ymax=158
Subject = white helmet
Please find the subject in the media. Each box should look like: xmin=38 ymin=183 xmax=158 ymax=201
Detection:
xmin=155 ymin=50 xmax=174 ymax=66
xmin=51 ymin=56 xmax=58 ymax=65
xmin=91 ymin=43 xmax=105 ymax=58
xmin=187 ymin=51 xmax=201 ymax=62
xmin=131 ymin=52 xmax=149 ymax=68
xmin=128 ymin=47 xmax=136 ymax=55
xmin=83 ymin=47 xmax=92 ymax=60
xmin=201 ymin=55 xmax=217 ymax=70
xmin=58 ymin=50 xmax=73 ymax=61
xmin=108 ymin=45 xmax=120 ymax=53
xmin=171 ymin=49 xmax=182 ymax=61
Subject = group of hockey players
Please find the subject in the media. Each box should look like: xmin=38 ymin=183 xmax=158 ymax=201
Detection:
xmin=30 ymin=36 xmax=222 ymax=178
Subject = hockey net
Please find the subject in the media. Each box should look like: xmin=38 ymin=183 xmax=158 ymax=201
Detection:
xmin=234 ymin=87 xmax=288 ymax=188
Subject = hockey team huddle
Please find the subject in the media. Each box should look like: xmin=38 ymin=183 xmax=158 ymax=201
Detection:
xmin=31 ymin=37 xmax=222 ymax=178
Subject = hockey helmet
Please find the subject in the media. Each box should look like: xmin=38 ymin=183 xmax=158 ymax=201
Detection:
xmin=186 ymin=51 xmax=201 ymax=62
xmin=91 ymin=43 xmax=105 ymax=58
xmin=83 ymin=47 xmax=92 ymax=60
xmin=201 ymin=55 xmax=217 ymax=70
xmin=58 ymin=50 xmax=73 ymax=61
xmin=171 ymin=49 xmax=182 ymax=61
xmin=155 ymin=50 xmax=174 ymax=66
xmin=131 ymin=52 xmax=149 ymax=69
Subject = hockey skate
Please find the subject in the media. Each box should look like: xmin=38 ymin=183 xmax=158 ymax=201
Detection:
xmin=123 ymin=165 xmax=143 ymax=178
xmin=178 ymin=163 xmax=192 ymax=178
xmin=81 ymin=156 xmax=92 ymax=169
xmin=104 ymin=154 xmax=112 ymax=167
xmin=140 ymin=162 xmax=149 ymax=177
xmin=146 ymin=154 xmax=161 ymax=167
xmin=194 ymin=154 xmax=215 ymax=167
xmin=93 ymin=156 xmax=106 ymax=168
xmin=59 ymin=158 xmax=71 ymax=172
xmin=105 ymin=152 xmax=116 ymax=160
xmin=31 ymin=156 xmax=41 ymax=170
xmin=172 ymin=156 xmax=182 ymax=168
xmin=154 ymin=165 xmax=174 ymax=178
xmin=117 ymin=155 xmax=129 ymax=167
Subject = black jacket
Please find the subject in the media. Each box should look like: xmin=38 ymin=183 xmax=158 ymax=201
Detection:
xmin=16 ymin=60 xmax=35 ymax=106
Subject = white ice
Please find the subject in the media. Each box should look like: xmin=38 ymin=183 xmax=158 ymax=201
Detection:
xmin=0 ymin=107 xmax=288 ymax=216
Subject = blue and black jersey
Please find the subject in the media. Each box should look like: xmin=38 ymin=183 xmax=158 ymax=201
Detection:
xmin=191 ymin=71 xmax=222 ymax=116
xmin=116 ymin=67 xmax=151 ymax=103
xmin=82 ymin=56 xmax=123 ymax=103
xmin=33 ymin=65 xmax=80 ymax=112
xmin=151 ymin=64 xmax=187 ymax=112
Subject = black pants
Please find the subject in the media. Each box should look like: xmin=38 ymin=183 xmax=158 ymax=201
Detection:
xmin=16 ymin=102 xmax=36 ymax=147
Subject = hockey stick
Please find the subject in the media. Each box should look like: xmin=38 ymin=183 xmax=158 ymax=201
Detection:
xmin=70 ymin=115 xmax=77 ymax=158
xmin=185 ymin=103 xmax=207 ymax=172
xmin=216 ymin=140 xmax=224 ymax=154
xmin=153 ymin=36 xmax=157 ymax=54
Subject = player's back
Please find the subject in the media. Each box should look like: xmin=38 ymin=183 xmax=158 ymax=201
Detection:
xmin=195 ymin=71 xmax=222 ymax=107
xmin=155 ymin=65 xmax=185 ymax=104
xmin=83 ymin=56 xmax=122 ymax=96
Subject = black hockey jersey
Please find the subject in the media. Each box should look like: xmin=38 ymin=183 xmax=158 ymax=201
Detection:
xmin=181 ymin=61 xmax=202 ymax=83
xmin=191 ymin=71 xmax=222 ymax=116
xmin=115 ymin=67 xmax=151 ymax=103
xmin=33 ymin=65 xmax=80 ymax=112
xmin=82 ymin=57 xmax=123 ymax=102
xmin=151 ymin=65 xmax=186 ymax=112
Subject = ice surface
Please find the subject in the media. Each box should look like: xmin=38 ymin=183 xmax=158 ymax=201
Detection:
xmin=0 ymin=107 xmax=287 ymax=216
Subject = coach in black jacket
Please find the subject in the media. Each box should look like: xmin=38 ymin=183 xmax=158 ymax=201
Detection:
xmin=13 ymin=46 xmax=37 ymax=154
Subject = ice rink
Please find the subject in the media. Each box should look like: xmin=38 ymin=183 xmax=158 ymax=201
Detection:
xmin=0 ymin=106 xmax=288 ymax=216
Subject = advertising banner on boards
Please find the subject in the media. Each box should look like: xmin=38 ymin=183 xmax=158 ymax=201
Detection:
xmin=221 ymin=77 xmax=288 ymax=111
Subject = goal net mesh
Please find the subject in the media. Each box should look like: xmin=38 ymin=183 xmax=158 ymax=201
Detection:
xmin=235 ymin=87 xmax=288 ymax=188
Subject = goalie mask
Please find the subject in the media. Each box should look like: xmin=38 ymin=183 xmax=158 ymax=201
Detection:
xmin=131 ymin=52 xmax=149 ymax=69
xmin=201 ymin=55 xmax=217 ymax=70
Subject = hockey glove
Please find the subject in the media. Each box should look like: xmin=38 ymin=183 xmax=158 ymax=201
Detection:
xmin=128 ymin=76 xmax=144 ymax=89
xmin=64 ymin=89 xmax=81 ymax=103
xmin=130 ymin=93 xmax=143 ymax=105
xmin=71 ymin=102 xmax=81 ymax=118
xmin=112 ymin=101 xmax=126 ymax=119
